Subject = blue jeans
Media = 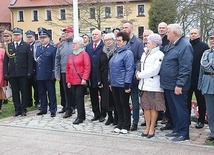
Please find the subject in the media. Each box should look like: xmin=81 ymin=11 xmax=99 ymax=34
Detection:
xmin=131 ymin=85 xmax=139 ymax=125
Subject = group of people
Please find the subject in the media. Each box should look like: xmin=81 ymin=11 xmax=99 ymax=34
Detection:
xmin=0 ymin=20 xmax=214 ymax=143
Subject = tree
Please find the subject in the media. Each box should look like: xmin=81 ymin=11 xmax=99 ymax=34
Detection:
xmin=148 ymin=0 xmax=177 ymax=33
xmin=175 ymin=0 xmax=214 ymax=41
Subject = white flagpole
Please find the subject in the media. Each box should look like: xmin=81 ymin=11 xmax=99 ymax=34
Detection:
xmin=73 ymin=0 xmax=79 ymax=37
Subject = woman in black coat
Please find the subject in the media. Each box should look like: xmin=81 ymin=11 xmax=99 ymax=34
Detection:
xmin=97 ymin=33 xmax=117 ymax=125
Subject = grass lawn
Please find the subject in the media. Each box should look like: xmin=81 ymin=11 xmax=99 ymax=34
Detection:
xmin=0 ymin=82 xmax=61 ymax=119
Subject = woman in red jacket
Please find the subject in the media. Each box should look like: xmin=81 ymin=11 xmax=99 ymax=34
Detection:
xmin=66 ymin=37 xmax=91 ymax=124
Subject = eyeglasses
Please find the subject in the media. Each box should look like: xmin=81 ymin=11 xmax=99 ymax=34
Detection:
xmin=3 ymin=35 xmax=10 ymax=37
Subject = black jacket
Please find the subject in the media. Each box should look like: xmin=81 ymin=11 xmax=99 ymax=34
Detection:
xmin=3 ymin=40 xmax=33 ymax=78
xmin=190 ymin=38 xmax=209 ymax=87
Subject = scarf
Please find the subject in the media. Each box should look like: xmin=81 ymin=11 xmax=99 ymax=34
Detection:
xmin=102 ymin=42 xmax=116 ymax=58
xmin=73 ymin=47 xmax=84 ymax=55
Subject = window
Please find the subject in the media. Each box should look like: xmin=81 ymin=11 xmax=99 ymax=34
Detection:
xmin=105 ymin=27 xmax=111 ymax=33
xmin=32 ymin=10 xmax=38 ymax=21
xmin=138 ymin=5 xmax=145 ymax=16
xmin=46 ymin=10 xmax=52 ymax=20
xmin=138 ymin=26 xmax=144 ymax=39
xmin=17 ymin=10 xmax=24 ymax=21
xmin=89 ymin=8 xmax=95 ymax=19
xmin=60 ymin=9 xmax=66 ymax=20
xmin=47 ymin=29 xmax=52 ymax=40
xmin=90 ymin=28 xmax=95 ymax=33
xmin=105 ymin=7 xmax=111 ymax=18
xmin=116 ymin=6 xmax=123 ymax=17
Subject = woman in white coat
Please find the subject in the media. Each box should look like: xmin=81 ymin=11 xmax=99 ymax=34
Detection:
xmin=136 ymin=33 xmax=165 ymax=138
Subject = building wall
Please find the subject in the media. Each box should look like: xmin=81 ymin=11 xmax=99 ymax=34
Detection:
xmin=11 ymin=2 xmax=151 ymax=43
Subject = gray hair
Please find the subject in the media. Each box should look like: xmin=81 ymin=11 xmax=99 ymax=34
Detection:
xmin=104 ymin=33 xmax=115 ymax=40
xmin=143 ymin=29 xmax=154 ymax=35
xmin=169 ymin=24 xmax=183 ymax=36
xmin=147 ymin=33 xmax=162 ymax=46
xmin=73 ymin=37 xmax=84 ymax=47
xmin=92 ymin=29 xmax=101 ymax=35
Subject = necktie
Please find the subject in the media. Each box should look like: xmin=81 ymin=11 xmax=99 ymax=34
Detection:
xmin=94 ymin=43 xmax=97 ymax=51
xmin=16 ymin=43 xmax=18 ymax=49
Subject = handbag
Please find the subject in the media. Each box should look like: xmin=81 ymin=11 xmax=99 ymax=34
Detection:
xmin=0 ymin=86 xmax=12 ymax=100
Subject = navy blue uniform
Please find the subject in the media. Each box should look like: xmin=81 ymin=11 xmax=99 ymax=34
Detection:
xmin=35 ymin=43 xmax=57 ymax=114
xmin=3 ymin=40 xmax=33 ymax=114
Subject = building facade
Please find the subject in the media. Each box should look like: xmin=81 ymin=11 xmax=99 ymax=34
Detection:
xmin=9 ymin=0 xmax=151 ymax=42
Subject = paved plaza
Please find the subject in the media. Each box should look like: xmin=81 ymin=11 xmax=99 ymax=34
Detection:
xmin=0 ymin=97 xmax=214 ymax=154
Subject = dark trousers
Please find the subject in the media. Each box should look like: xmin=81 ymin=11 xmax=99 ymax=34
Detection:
xmin=164 ymin=92 xmax=173 ymax=126
xmin=60 ymin=73 xmax=75 ymax=113
xmin=27 ymin=77 xmax=39 ymax=106
xmin=165 ymin=89 xmax=189 ymax=138
xmin=188 ymin=86 xmax=206 ymax=123
xmin=130 ymin=85 xmax=139 ymax=125
xmin=71 ymin=85 xmax=85 ymax=120
xmin=89 ymin=87 xmax=105 ymax=118
xmin=112 ymin=87 xmax=131 ymax=130
xmin=10 ymin=77 xmax=28 ymax=113
xmin=37 ymin=80 xmax=57 ymax=113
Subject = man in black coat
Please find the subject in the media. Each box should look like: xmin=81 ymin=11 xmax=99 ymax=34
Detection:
xmin=3 ymin=28 xmax=33 ymax=116
xmin=25 ymin=30 xmax=40 ymax=109
xmin=188 ymin=28 xmax=209 ymax=128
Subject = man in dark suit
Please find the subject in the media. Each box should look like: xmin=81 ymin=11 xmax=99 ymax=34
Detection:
xmin=3 ymin=27 xmax=33 ymax=116
xmin=85 ymin=29 xmax=105 ymax=122
xmin=25 ymin=30 xmax=40 ymax=109
xmin=188 ymin=28 xmax=209 ymax=128
xmin=36 ymin=27 xmax=57 ymax=117
xmin=160 ymin=24 xmax=193 ymax=142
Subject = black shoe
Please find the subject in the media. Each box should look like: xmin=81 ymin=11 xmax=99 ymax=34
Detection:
xmin=21 ymin=112 xmax=27 ymax=116
xmin=141 ymin=133 xmax=148 ymax=137
xmin=160 ymin=122 xmax=173 ymax=131
xmin=99 ymin=117 xmax=105 ymax=122
xmin=130 ymin=124 xmax=138 ymax=131
xmin=141 ymin=122 xmax=146 ymax=126
xmin=73 ymin=118 xmax=84 ymax=124
xmin=91 ymin=116 xmax=100 ymax=121
xmin=206 ymin=136 xmax=214 ymax=141
xmin=13 ymin=112 xmax=21 ymax=117
xmin=105 ymin=117 xmax=113 ymax=125
xmin=51 ymin=113 xmax=56 ymax=117
xmin=63 ymin=112 xmax=72 ymax=118
xmin=195 ymin=122 xmax=204 ymax=129
xmin=147 ymin=133 xmax=155 ymax=138
xmin=58 ymin=109 xmax=65 ymax=113
xmin=37 ymin=111 xmax=47 ymax=115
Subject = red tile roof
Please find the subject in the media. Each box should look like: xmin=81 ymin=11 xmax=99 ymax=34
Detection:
xmin=9 ymin=0 xmax=150 ymax=8
xmin=0 ymin=0 xmax=11 ymax=23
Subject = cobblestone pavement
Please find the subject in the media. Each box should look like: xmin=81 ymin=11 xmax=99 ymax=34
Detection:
xmin=0 ymin=97 xmax=213 ymax=147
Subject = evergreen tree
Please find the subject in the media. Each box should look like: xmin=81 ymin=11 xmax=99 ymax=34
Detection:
xmin=148 ymin=0 xmax=177 ymax=33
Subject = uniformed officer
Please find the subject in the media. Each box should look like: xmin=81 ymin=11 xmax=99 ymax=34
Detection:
xmin=3 ymin=27 xmax=33 ymax=116
xmin=36 ymin=27 xmax=57 ymax=117
xmin=0 ymin=30 xmax=12 ymax=104
xmin=25 ymin=30 xmax=41 ymax=109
